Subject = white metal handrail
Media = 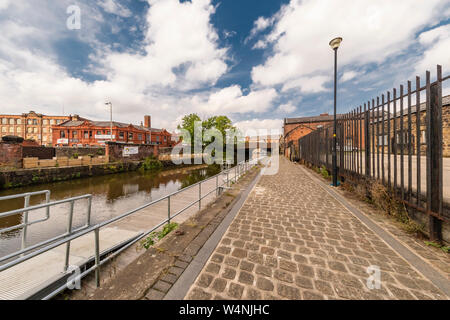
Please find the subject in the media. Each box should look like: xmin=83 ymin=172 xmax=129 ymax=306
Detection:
xmin=0 ymin=157 xmax=264 ymax=300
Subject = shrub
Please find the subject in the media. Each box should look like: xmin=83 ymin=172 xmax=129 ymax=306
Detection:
xmin=142 ymin=157 xmax=163 ymax=171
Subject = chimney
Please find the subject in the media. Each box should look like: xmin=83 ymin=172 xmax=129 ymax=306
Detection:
xmin=144 ymin=115 xmax=151 ymax=129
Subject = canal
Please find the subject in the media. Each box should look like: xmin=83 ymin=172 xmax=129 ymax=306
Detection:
xmin=0 ymin=164 xmax=222 ymax=258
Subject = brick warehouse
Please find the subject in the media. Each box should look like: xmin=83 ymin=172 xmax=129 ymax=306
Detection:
xmin=52 ymin=115 xmax=173 ymax=148
xmin=283 ymin=113 xmax=344 ymax=159
xmin=285 ymin=95 xmax=450 ymax=159
xmin=0 ymin=111 xmax=72 ymax=146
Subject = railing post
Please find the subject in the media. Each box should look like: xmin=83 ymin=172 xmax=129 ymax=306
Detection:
xmin=216 ymin=176 xmax=219 ymax=196
xmin=64 ymin=200 xmax=75 ymax=272
xmin=365 ymin=109 xmax=371 ymax=177
xmin=199 ymin=182 xmax=202 ymax=210
xmin=86 ymin=196 xmax=92 ymax=227
xmin=227 ymin=170 xmax=229 ymax=187
xmin=94 ymin=228 xmax=100 ymax=288
xmin=21 ymin=194 xmax=30 ymax=253
xmin=168 ymin=195 xmax=171 ymax=224
xmin=427 ymin=66 xmax=443 ymax=242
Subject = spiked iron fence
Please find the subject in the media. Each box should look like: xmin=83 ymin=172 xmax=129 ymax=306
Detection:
xmin=298 ymin=65 xmax=449 ymax=241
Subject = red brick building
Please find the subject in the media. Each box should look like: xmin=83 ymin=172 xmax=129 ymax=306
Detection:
xmin=283 ymin=113 xmax=343 ymax=158
xmin=52 ymin=115 xmax=172 ymax=148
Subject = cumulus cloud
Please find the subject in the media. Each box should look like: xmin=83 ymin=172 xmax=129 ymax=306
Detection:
xmin=415 ymin=24 xmax=450 ymax=76
xmin=251 ymin=0 xmax=449 ymax=89
xmin=277 ymin=103 xmax=296 ymax=114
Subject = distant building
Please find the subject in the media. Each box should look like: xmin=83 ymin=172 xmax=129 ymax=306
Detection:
xmin=283 ymin=113 xmax=344 ymax=159
xmin=0 ymin=111 xmax=72 ymax=146
xmin=52 ymin=115 xmax=172 ymax=148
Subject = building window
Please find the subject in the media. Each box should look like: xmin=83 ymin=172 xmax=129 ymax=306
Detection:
xmin=43 ymin=119 xmax=48 ymax=125
xmin=138 ymin=134 xmax=142 ymax=141
xmin=2 ymin=118 xmax=7 ymax=124
xmin=72 ymin=131 xmax=77 ymax=138
xmin=33 ymin=119 xmax=38 ymax=125
xmin=9 ymin=127 xmax=14 ymax=133
xmin=50 ymin=119 xmax=55 ymax=125
xmin=43 ymin=128 xmax=47 ymax=133
xmin=97 ymin=131 xmax=102 ymax=135
xmin=17 ymin=127 xmax=21 ymax=133
xmin=33 ymin=127 xmax=38 ymax=133
xmin=119 ymin=132 xmax=124 ymax=139
xmin=129 ymin=133 xmax=134 ymax=140
xmin=84 ymin=131 xmax=89 ymax=139
xmin=164 ymin=136 xmax=167 ymax=142
xmin=56 ymin=120 xmax=61 ymax=124
xmin=9 ymin=119 xmax=14 ymax=125
xmin=60 ymin=131 xmax=66 ymax=138
xmin=17 ymin=119 xmax=21 ymax=125
xmin=378 ymin=135 xmax=388 ymax=146
xmin=156 ymin=136 xmax=160 ymax=142
xmin=1 ymin=127 xmax=6 ymax=133
xmin=89 ymin=131 xmax=92 ymax=138
xmin=27 ymin=127 xmax=32 ymax=133
xmin=27 ymin=119 xmax=32 ymax=125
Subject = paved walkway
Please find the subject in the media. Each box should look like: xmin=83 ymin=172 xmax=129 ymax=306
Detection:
xmin=185 ymin=156 xmax=449 ymax=300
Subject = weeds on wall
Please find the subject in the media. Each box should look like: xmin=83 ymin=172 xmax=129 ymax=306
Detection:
xmin=139 ymin=222 xmax=179 ymax=250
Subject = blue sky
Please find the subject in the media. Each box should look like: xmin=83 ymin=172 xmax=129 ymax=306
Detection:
xmin=0 ymin=0 xmax=449 ymax=134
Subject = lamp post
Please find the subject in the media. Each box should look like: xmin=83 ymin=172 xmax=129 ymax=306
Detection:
xmin=329 ymin=37 xmax=342 ymax=187
xmin=105 ymin=102 xmax=113 ymax=142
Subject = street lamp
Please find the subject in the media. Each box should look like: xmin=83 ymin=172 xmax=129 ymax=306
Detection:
xmin=105 ymin=102 xmax=113 ymax=142
xmin=329 ymin=37 xmax=342 ymax=187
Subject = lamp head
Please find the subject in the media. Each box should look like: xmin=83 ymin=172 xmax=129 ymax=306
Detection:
xmin=329 ymin=37 xmax=343 ymax=50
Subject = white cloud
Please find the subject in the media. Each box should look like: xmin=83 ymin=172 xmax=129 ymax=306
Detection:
xmin=196 ymin=85 xmax=278 ymax=115
xmin=235 ymin=118 xmax=283 ymax=136
xmin=98 ymin=0 xmax=132 ymax=17
xmin=341 ymin=70 xmax=360 ymax=82
xmin=277 ymin=103 xmax=296 ymax=114
xmin=249 ymin=16 xmax=274 ymax=38
xmin=252 ymin=0 xmax=449 ymax=88
xmin=281 ymin=76 xmax=330 ymax=93
xmin=0 ymin=0 xmax=10 ymax=10
xmin=415 ymin=24 xmax=450 ymax=76
xmin=0 ymin=0 xmax=233 ymax=131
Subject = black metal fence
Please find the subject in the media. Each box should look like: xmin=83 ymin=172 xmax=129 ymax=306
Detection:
xmin=297 ymin=65 xmax=449 ymax=241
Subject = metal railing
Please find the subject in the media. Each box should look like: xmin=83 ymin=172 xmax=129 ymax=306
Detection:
xmin=0 ymin=157 xmax=262 ymax=300
xmin=296 ymin=64 xmax=448 ymax=241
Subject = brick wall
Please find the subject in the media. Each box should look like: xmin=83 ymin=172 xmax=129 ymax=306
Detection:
xmin=22 ymin=146 xmax=55 ymax=159
xmin=106 ymin=142 xmax=158 ymax=162
xmin=284 ymin=121 xmax=332 ymax=157
xmin=55 ymin=147 xmax=105 ymax=158
xmin=0 ymin=142 xmax=22 ymax=167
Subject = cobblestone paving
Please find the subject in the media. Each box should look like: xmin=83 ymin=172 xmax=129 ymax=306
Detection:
xmin=185 ymin=157 xmax=449 ymax=300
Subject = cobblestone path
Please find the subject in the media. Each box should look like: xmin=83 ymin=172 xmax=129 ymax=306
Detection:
xmin=185 ymin=157 xmax=449 ymax=300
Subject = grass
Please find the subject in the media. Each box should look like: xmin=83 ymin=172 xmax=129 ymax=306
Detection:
xmin=424 ymin=241 xmax=450 ymax=253
xmin=139 ymin=222 xmax=179 ymax=250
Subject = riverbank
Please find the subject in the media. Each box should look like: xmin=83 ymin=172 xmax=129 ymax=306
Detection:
xmin=0 ymin=158 xmax=205 ymax=191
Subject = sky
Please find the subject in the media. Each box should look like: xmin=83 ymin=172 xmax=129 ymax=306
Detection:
xmin=0 ymin=0 xmax=449 ymax=135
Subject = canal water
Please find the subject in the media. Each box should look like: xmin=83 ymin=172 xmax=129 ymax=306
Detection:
xmin=0 ymin=165 xmax=221 ymax=258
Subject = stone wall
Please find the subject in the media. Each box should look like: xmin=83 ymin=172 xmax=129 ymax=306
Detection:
xmin=0 ymin=142 xmax=22 ymax=167
xmin=55 ymin=147 xmax=105 ymax=158
xmin=22 ymin=146 xmax=55 ymax=160
xmin=106 ymin=142 xmax=158 ymax=162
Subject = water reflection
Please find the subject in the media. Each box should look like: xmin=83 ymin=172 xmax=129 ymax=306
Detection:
xmin=0 ymin=164 xmax=221 ymax=257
